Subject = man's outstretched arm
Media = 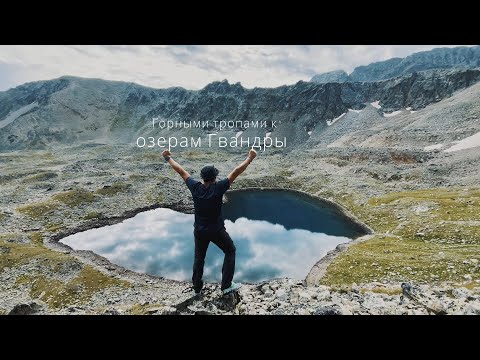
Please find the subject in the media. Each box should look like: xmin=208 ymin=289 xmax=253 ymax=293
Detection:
xmin=162 ymin=150 xmax=190 ymax=181
xmin=227 ymin=149 xmax=257 ymax=184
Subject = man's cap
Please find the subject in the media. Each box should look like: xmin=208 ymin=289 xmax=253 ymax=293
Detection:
xmin=200 ymin=165 xmax=219 ymax=181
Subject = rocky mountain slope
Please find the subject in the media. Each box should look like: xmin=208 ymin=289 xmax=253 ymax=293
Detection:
xmin=311 ymin=46 xmax=480 ymax=83
xmin=310 ymin=70 xmax=349 ymax=84
xmin=1 ymin=68 xmax=480 ymax=151
xmin=307 ymin=81 xmax=480 ymax=151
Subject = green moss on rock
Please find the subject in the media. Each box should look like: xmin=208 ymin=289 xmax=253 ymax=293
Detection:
xmin=52 ymin=189 xmax=96 ymax=207
xmin=45 ymin=224 xmax=64 ymax=233
xmin=84 ymin=211 xmax=102 ymax=220
xmin=95 ymin=182 xmax=131 ymax=196
xmin=128 ymin=303 xmax=168 ymax=315
xmin=16 ymin=201 xmax=60 ymax=219
xmin=0 ymin=238 xmax=69 ymax=271
xmin=30 ymin=232 xmax=44 ymax=246
xmin=23 ymin=172 xmax=58 ymax=183
xmin=16 ymin=265 xmax=130 ymax=309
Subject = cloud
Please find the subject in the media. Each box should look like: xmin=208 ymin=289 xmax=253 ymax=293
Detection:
xmin=0 ymin=45 xmax=470 ymax=91
xmin=0 ymin=62 xmax=24 ymax=90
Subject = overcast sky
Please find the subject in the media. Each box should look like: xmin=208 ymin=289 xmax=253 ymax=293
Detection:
xmin=0 ymin=45 xmax=468 ymax=91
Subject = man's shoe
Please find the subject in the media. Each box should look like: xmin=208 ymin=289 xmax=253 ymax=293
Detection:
xmin=193 ymin=289 xmax=202 ymax=298
xmin=222 ymin=281 xmax=242 ymax=295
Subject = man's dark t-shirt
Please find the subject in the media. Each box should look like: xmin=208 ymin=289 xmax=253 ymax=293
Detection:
xmin=186 ymin=177 xmax=230 ymax=231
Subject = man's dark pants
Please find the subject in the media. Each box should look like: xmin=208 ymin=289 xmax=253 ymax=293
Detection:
xmin=193 ymin=227 xmax=236 ymax=292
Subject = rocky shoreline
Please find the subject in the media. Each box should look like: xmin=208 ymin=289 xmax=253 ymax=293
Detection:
xmin=32 ymin=186 xmax=375 ymax=315
xmin=46 ymin=187 xmax=373 ymax=295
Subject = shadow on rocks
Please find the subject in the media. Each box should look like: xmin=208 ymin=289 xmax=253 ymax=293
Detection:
xmin=8 ymin=302 xmax=43 ymax=315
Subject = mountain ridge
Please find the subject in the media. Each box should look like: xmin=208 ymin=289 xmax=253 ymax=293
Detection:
xmin=311 ymin=46 xmax=480 ymax=83
xmin=2 ymin=68 xmax=480 ymax=150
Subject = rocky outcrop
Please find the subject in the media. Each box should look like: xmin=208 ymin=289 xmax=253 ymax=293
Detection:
xmin=165 ymin=280 xmax=480 ymax=315
xmin=6 ymin=279 xmax=476 ymax=315
xmin=8 ymin=301 xmax=44 ymax=315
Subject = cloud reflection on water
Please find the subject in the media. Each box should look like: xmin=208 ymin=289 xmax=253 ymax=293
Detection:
xmin=62 ymin=208 xmax=350 ymax=282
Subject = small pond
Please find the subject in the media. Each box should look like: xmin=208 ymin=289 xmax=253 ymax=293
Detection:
xmin=62 ymin=190 xmax=367 ymax=283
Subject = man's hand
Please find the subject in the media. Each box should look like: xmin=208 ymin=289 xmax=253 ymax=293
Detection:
xmin=162 ymin=150 xmax=190 ymax=181
xmin=248 ymin=148 xmax=257 ymax=161
xmin=228 ymin=148 xmax=257 ymax=184
xmin=162 ymin=149 xmax=171 ymax=157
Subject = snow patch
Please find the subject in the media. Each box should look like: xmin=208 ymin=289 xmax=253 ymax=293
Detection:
xmin=0 ymin=102 xmax=38 ymax=129
xmin=406 ymin=107 xmax=412 ymax=111
xmin=265 ymin=132 xmax=272 ymax=137
xmin=410 ymin=110 xmax=417 ymax=113
xmin=307 ymin=131 xmax=312 ymax=135
xmin=348 ymin=109 xmax=362 ymax=113
xmin=444 ymin=131 xmax=480 ymax=153
xmin=383 ymin=110 xmax=402 ymax=118
xmin=235 ymin=131 xmax=243 ymax=138
xmin=326 ymin=112 xmax=346 ymax=126
xmin=370 ymin=101 xmax=381 ymax=109
xmin=424 ymin=143 xmax=443 ymax=151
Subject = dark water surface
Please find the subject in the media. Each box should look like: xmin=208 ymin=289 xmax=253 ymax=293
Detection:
xmin=62 ymin=190 xmax=366 ymax=283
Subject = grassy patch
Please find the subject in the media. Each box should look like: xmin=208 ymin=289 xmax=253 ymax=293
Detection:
xmin=22 ymin=172 xmax=58 ymax=183
xmin=129 ymin=174 xmax=150 ymax=181
xmin=0 ymin=212 xmax=5 ymax=221
xmin=233 ymin=175 xmax=300 ymax=191
xmin=324 ymin=158 xmax=350 ymax=167
xmin=0 ymin=171 xmax=32 ymax=184
xmin=110 ymin=115 xmax=130 ymax=132
xmin=45 ymin=224 xmax=64 ymax=233
xmin=32 ymin=151 xmax=55 ymax=160
xmin=319 ymin=187 xmax=480 ymax=286
xmin=0 ymin=238 xmax=70 ymax=271
xmin=16 ymin=266 xmax=130 ymax=309
xmin=299 ymin=175 xmax=331 ymax=194
xmin=84 ymin=211 xmax=102 ymax=220
xmin=52 ymin=189 xmax=96 ymax=207
xmin=2 ymin=237 xmax=129 ymax=310
xmin=389 ymin=151 xmax=418 ymax=164
xmin=16 ymin=200 xmax=60 ymax=219
xmin=128 ymin=303 xmax=168 ymax=315
xmin=276 ymin=169 xmax=294 ymax=177
xmin=368 ymin=188 xmax=480 ymax=205
xmin=365 ymin=188 xmax=480 ymax=242
xmin=0 ymin=233 xmax=25 ymax=243
xmin=157 ymin=175 xmax=174 ymax=182
xmin=30 ymin=232 xmax=44 ymax=246
xmin=321 ymin=235 xmax=480 ymax=286
xmin=145 ymin=191 xmax=165 ymax=204
xmin=361 ymin=287 xmax=403 ymax=296
xmin=95 ymin=182 xmax=131 ymax=196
